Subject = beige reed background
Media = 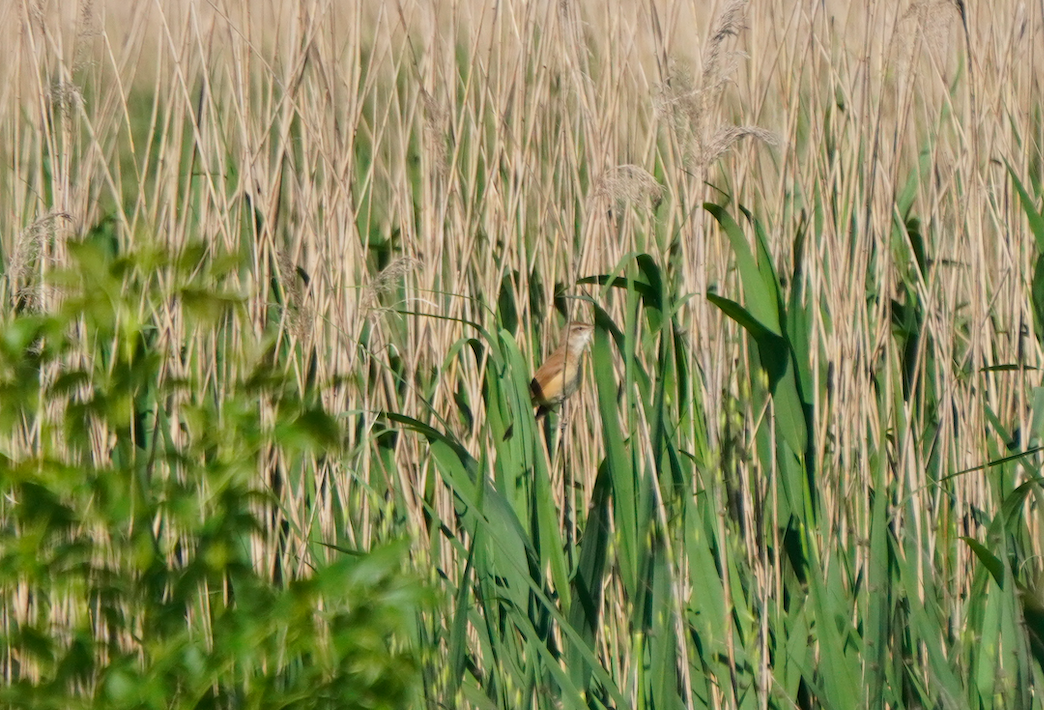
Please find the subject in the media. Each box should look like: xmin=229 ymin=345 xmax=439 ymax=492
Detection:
xmin=2 ymin=0 xmax=1044 ymax=679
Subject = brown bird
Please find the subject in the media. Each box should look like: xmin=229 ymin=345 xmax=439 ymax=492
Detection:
xmin=530 ymin=321 xmax=595 ymax=419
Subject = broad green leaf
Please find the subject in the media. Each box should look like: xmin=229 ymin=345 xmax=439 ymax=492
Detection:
xmin=1008 ymin=162 xmax=1044 ymax=251
xmin=592 ymin=311 xmax=640 ymax=599
xmin=567 ymin=463 xmax=612 ymax=693
xmin=705 ymin=203 xmax=781 ymax=335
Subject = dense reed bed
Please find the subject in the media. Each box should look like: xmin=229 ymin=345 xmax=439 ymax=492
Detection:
xmin=2 ymin=0 xmax=1044 ymax=707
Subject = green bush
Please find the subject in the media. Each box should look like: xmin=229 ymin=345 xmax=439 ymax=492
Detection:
xmin=0 ymin=231 xmax=423 ymax=709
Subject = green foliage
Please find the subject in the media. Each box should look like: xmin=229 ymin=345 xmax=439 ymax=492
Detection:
xmin=0 ymin=233 xmax=423 ymax=709
xmin=706 ymin=203 xmax=815 ymax=528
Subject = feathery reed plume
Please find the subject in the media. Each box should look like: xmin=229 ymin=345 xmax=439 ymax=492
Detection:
xmin=595 ymin=164 xmax=665 ymax=208
xmin=74 ymin=0 xmax=101 ymax=71
xmin=420 ymin=88 xmax=450 ymax=177
xmin=893 ymin=0 xmax=961 ymax=81
xmin=364 ymin=256 xmax=422 ymax=320
xmin=699 ymin=125 xmax=779 ymax=166
xmin=9 ymin=212 xmax=71 ymax=311
xmin=49 ymin=81 xmax=84 ymax=116
xmin=275 ymin=250 xmax=314 ymax=339
xmin=654 ymin=0 xmax=776 ymax=166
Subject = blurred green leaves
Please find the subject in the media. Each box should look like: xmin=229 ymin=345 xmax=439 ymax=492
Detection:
xmin=0 ymin=232 xmax=424 ymax=709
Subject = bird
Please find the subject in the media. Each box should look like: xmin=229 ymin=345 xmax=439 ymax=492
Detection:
xmin=529 ymin=321 xmax=595 ymax=419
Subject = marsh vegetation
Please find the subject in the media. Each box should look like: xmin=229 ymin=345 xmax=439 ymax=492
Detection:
xmin=2 ymin=0 xmax=1044 ymax=707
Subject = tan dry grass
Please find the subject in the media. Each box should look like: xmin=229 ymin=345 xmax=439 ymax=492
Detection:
xmin=3 ymin=0 xmax=1044 ymax=702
